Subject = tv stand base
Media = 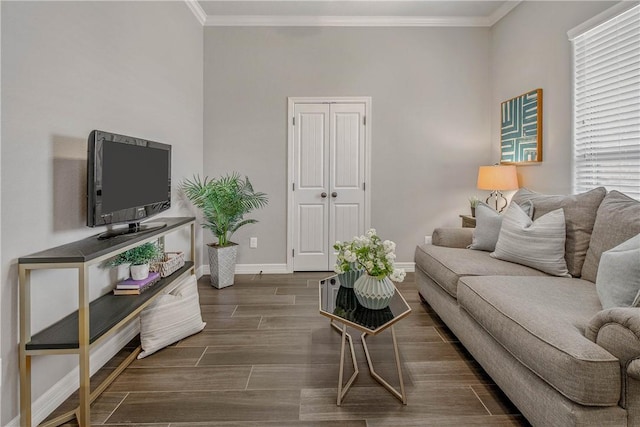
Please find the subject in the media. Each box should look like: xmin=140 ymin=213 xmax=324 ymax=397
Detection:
xmin=98 ymin=222 xmax=167 ymax=240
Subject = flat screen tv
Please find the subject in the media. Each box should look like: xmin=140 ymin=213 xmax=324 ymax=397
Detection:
xmin=87 ymin=130 xmax=171 ymax=239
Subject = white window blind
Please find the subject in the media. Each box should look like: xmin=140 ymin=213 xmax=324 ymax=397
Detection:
xmin=571 ymin=4 xmax=640 ymax=200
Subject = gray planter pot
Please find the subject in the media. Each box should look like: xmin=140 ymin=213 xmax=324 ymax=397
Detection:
xmin=207 ymin=243 xmax=238 ymax=289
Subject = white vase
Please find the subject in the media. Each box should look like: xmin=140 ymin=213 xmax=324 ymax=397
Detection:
xmin=337 ymin=265 xmax=364 ymax=289
xmin=116 ymin=263 xmax=131 ymax=281
xmin=353 ymin=274 xmax=395 ymax=310
xmin=130 ymin=263 xmax=150 ymax=280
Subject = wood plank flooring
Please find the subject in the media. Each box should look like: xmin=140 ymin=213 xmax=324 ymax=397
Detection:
xmin=47 ymin=272 xmax=528 ymax=426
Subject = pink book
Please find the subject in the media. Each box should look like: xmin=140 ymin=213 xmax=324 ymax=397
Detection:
xmin=116 ymin=272 xmax=161 ymax=289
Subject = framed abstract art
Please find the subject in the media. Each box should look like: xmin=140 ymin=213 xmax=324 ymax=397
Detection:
xmin=500 ymin=88 xmax=543 ymax=164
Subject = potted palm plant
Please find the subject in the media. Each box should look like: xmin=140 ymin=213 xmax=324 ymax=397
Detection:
xmin=182 ymin=173 xmax=268 ymax=288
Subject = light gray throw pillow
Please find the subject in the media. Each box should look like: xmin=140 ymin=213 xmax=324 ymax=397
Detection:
xmin=596 ymin=234 xmax=640 ymax=310
xmin=491 ymin=203 xmax=571 ymax=277
xmin=138 ymin=275 xmax=206 ymax=359
xmin=469 ymin=201 xmax=533 ymax=252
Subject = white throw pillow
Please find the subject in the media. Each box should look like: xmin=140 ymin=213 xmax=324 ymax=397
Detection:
xmin=138 ymin=274 xmax=206 ymax=359
xmin=491 ymin=203 xmax=571 ymax=277
xmin=469 ymin=200 xmax=533 ymax=252
xmin=596 ymin=234 xmax=640 ymax=310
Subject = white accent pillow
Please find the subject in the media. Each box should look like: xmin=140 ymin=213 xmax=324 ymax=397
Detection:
xmin=138 ymin=274 xmax=206 ymax=359
xmin=469 ymin=200 xmax=533 ymax=252
xmin=491 ymin=203 xmax=571 ymax=277
xmin=596 ymin=234 xmax=640 ymax=310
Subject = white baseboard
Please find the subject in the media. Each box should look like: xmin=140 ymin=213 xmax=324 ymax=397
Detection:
xmin=199 ymin=262 xmax=414 ymax=275
xmin=395 ymin=262 xmax=415 ymax=272
xmin=201 ymin=263 xmax=289 ymax=276
xmin=8 ymin=321 xmax=140 ymax=427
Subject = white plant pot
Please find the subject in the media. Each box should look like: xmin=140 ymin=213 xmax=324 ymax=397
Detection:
xmin=353 ymin=274 xmax=395 ymax=310
xmin=116 ymin=263 xmax=131 ymax=281
xmin=337 ymin=265 xmax=364 ymax=289
xmin=208 ymin=243 xmax=238 ymax=289
xmin=130 ymin=263 xmax=150 ymax=281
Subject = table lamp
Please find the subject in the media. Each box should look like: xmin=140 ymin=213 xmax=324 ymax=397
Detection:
xmin=477 ymin=165 xmax=519 ymax=212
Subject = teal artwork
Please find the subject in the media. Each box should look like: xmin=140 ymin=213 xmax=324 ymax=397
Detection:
xmin=501 ymin=89 xmax=543 ymax=164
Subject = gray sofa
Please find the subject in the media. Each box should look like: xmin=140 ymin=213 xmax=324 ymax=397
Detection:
xmin=414 ymin=188 xmax=640 ymax=426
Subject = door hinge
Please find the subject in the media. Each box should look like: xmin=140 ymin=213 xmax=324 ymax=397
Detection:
xmin=363 ymin=116 xmax=366 ymax=126
xmin=292 ymin=249 xmax=295 ymax=257
xmin=292 ymin=182 xmax=295 ymax=191
xmin=292 ymin=116 xmax=295 ymax=126
xmin=363 ymin=182 xmax=366 ymax=191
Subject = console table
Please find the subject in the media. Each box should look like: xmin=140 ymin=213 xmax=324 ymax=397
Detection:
xmin=18 ymin=217 xmax=196 ymax=427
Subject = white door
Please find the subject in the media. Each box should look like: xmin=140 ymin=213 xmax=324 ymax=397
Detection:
xmin=291 ymin=101 xmax=368 ymax=271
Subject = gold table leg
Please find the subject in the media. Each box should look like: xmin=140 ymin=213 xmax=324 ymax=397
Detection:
xmin=361 ymin=326 xmax=407 ymax=404
xmin=330 ymin=320 xmax=358 ymax=405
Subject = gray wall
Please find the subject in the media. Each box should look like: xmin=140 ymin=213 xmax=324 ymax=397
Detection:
xmin=204 ymin=27 xmax=492 ymax=264
xmin=1 ymin=1 xmax=203 ymax=423
xmin=490 ymin=1 xmax=615 ymax=194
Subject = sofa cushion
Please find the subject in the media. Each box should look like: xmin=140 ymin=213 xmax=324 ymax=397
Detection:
xmin=582 ymin=190 xmax=640 ymax=282
xmin=458 ymin=276 xmax=621 ymax=406
xmin=469 ymin=200 xmax=533 ymax=252
xmin=490 ymin=204 xmax=570 ymax=277
xmin=512 ymin=187 xmax=606 ymax=277
xmin=414 ymin=244 xmax=547 ymax=298
xmin=596 ymin=233 xmax=640 ymax=309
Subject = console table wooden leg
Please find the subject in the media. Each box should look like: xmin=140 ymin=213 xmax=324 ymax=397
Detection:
xmin=78 ymin=265 xmax=90 ymax=426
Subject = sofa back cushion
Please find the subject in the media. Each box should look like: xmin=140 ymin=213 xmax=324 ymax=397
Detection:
xmin=512 ymin=187 xmax=606 ymax=277
xmin=596 ymin=234 xmax=640 ymax=309
xmin=582 ymin=191 xmax=640 ymax=282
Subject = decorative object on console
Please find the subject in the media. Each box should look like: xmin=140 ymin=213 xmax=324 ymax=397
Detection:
xmin=334 ymin=229 xmax=406 ymax=310
xmin=108 ymin=242 xmax=163 ymax=280
xmin=138 ymin=274 xmax=206 ymax=359
xmin=468 ymin=200 xmax=533 ymax=252
xmin=491 ymin=203 xmax=570 ymax=277
xmin=468 ymin=196 xmax=480 ymax=217
xmin=477 ymin=164 xmax=519 ymax=212
xmin=182 ymin=173 xmax=269 ymax=288
xmin=150 ymin=251 xmax=186 ymax=278
xmin=596 ymin=234 xmax=640 ymax=310
xmin=500 ymin=88 xmax=542 ymax=164
xmin=113 ymin=272 xmax=161 ymax=295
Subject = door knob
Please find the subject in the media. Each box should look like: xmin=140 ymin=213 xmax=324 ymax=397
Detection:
xmin=331 ymin=192 xmax=338 ymax=198
xmin=321 ymin=192 xmax=327 ymax=198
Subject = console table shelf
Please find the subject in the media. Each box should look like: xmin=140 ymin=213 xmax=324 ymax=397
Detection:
xmin=25 ymin=262 xmax=193 ymax=352
xmin=19 ymin=217 xmax=196 ymax=427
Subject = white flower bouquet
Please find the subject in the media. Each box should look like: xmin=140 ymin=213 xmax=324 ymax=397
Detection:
xmin=333 ymin=228 xmax=406 ymax=282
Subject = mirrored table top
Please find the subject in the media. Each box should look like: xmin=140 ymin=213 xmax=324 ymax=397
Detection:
xmin=318 ymin=275 xmax=411 ymax=334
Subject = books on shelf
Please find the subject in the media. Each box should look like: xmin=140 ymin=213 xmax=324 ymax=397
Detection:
xmin=113 ymin=272 xmax=161 ymax=295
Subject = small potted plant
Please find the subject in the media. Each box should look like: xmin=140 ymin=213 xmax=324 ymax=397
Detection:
xmin=469 ymin=196 xmax=480 ymax=217
xmin=109 ymin=242 xmax=162 ymax=280
xmin=182 ymin=173 xmax=268 ymax=288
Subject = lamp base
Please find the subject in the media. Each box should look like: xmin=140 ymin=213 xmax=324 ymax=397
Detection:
xmin=486 ymin=191 xmax=508 ymax=213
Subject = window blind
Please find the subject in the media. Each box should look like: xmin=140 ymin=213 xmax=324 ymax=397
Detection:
xmin=572 ymin=4 xmax=640 ymax=200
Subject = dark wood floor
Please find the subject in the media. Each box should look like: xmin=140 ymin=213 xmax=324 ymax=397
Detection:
xmin=49 ymin=272 xmax=528 ymax=426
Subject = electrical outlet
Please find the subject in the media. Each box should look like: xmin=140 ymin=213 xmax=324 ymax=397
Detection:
xmin=250 ymin=237 xmax=258 ymax=248
xmin=424 ymin=236 xmax=433 ymax=245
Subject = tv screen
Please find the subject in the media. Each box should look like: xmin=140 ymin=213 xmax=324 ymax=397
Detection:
xmin=87 ymin=130 xmax=171 ymax=230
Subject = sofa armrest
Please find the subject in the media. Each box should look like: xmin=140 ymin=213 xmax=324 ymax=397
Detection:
xmin=586 ymin=307 xmax=640 ymax=380
xmin=432 ymin=227 xmax=473 ymax=249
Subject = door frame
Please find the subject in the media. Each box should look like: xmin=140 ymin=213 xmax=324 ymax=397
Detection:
xmin=286 ymin=96 xmax=372 ymax=273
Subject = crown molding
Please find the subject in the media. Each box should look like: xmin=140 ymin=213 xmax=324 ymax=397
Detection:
xmin=185 ymin=0 xmax=207 ymax=25
xmin=204 ymin=15 xmax=491 ymax=27
xmin=487 ymin=0 xmax=521 ymax=26
xmin=187 ymin=1 xmax=523 ymax=28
